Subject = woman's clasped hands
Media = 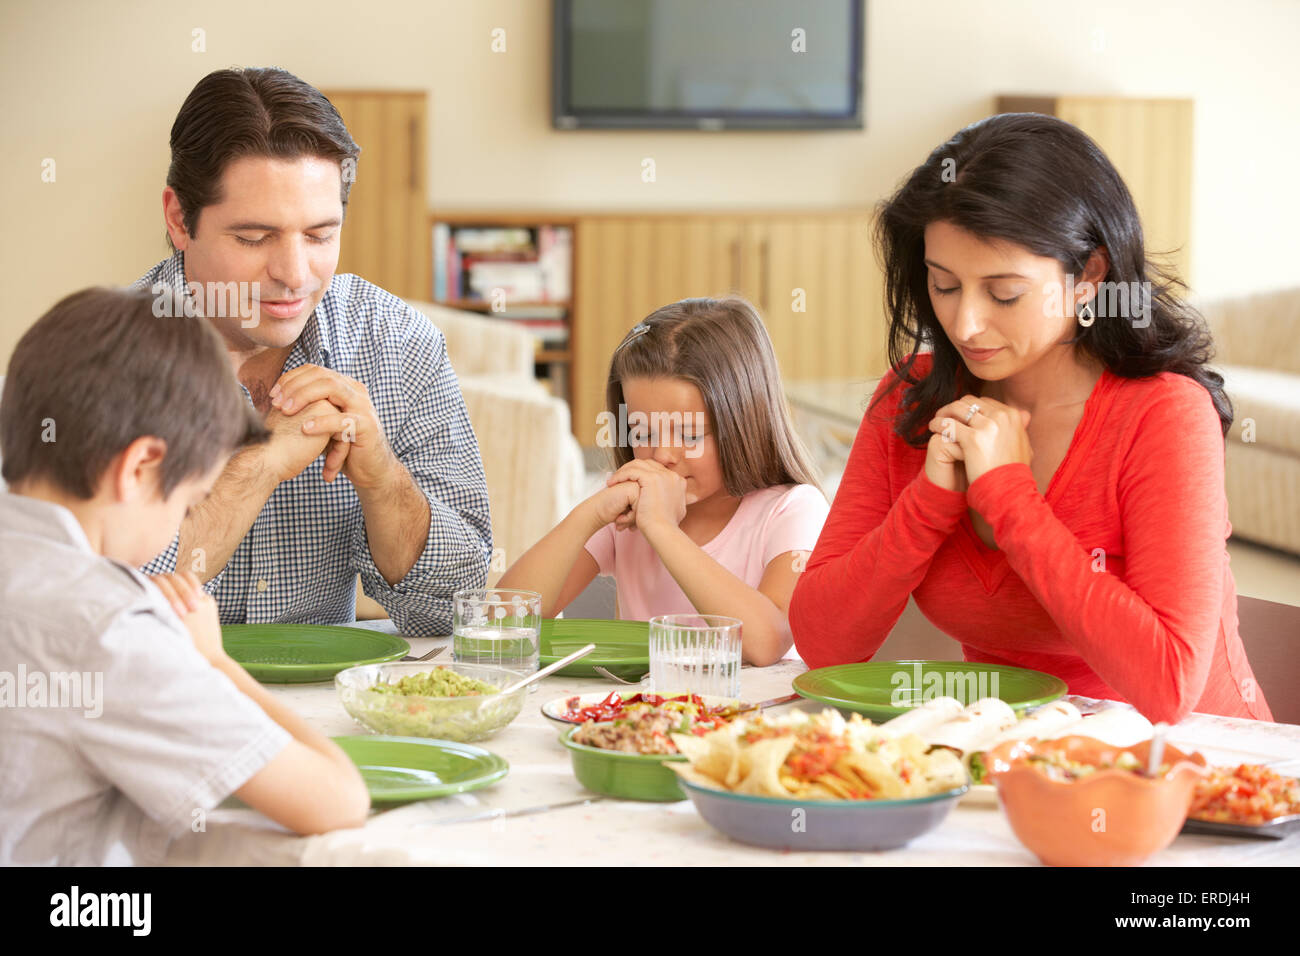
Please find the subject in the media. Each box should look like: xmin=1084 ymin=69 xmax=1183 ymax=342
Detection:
xmin=925 ymin=393 xmax=1033 ymax=490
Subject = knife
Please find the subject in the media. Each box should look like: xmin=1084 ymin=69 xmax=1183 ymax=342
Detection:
xmin=740 ymin=692 xmax=801 ymax=712
xmin=416 ymin=796 xmax=606 ymax=827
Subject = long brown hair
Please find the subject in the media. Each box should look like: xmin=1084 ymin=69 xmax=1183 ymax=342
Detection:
xmin=605 ymin=296 xmax=822 ymax=497
xmin=871 ymin=112 xmax=1230 ymax=445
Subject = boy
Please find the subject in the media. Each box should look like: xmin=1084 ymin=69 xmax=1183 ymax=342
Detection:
xmin=0 ymin=287 xmax=369 ymax=866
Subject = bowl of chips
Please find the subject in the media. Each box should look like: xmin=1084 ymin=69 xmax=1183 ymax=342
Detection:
xmin=668 ymin=709 xmax=969 ymax=851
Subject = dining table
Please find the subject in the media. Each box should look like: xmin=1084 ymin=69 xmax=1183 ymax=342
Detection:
xmin=162 ymin=620 xmax=1300 ymax=866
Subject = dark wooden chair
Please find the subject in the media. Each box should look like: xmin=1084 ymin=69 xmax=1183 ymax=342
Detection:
xmin=1237 ymin=595 xmax=1300 ymax=725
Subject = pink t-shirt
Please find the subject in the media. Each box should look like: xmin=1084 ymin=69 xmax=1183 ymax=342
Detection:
xmin=582 ymin=483 xmax=830 ymax=629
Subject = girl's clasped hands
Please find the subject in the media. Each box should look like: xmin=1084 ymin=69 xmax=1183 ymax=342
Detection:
xmin=600 ymin=459 xmax=700 ymax=535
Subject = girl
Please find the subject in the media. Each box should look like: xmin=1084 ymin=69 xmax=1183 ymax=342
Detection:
xmin=498 ymin=296 xmax=829 ymax=666
xmin=789 ymin=112 xmax=1272 ymax=724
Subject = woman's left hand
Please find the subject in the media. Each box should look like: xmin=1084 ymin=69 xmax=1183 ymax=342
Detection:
xmin=928 ymin=394 xmax=1033 ymax=486
xmin=604 ymin=459 xmax=698 ymax=535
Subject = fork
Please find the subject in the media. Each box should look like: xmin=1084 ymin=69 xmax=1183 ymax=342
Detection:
xmin=593 ymin=663 xmax=754 ymax=683
xmin=399 ymin=646 xmax=447 ymax=663
xmin=593 ymin=665 xmax=646 ymax=684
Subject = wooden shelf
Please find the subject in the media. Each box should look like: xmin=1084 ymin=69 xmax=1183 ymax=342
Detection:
xmin=438 ymin=299 xmax=571 ymax=312
xmin=432 ymin=213 xmax=578 ymax=418
xmin=430 ymin=210 xmax=579 ymax=227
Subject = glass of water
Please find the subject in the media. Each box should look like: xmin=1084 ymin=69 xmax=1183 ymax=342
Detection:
xmin=648 ymin=614 xmax=743 ymax=700
xmin=452 ymin=589 xmax=542 ymax=678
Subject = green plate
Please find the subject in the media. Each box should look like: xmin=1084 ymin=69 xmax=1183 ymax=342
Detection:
xmin=560 ymin=726 xmax=686 ymax=802
xmin=222 ymin=624 xmax=410 ymax=683
xmin=539 ymin=619 xmax=649 ymax=680
xmin=793 ymin=660 xmax=1068 ymax=721
xmin=333 ymin=735 xmax=508 ymax=805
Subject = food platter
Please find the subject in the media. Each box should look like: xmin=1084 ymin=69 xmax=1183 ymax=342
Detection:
xmin=541 ymin=690 xmax=741 ymax=725
xmin=1181 ymin=762 xmax=1300 ymax=839
xmin=1180 ymin=814 xmax=1300 ymax=839
xmin=300 ymin=648 xmax=1300 ymax=863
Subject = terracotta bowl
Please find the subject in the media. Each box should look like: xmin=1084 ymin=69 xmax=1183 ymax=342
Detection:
xmin=985 ymin=735 xmax=1207 ymax=866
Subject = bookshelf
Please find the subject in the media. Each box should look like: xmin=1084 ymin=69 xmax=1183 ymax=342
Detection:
xmin=430 ymin=208 xmax=883 ymax=446
xmin=428 ymin=212 xmax=577 ymax=409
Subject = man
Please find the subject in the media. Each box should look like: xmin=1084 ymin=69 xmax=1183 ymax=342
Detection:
xmin=135 ymin=66 xmax=491 ymax=636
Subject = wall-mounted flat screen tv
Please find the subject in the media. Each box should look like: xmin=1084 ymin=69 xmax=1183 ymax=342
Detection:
xmin=553 ymin=0 xmax=865 ymax=130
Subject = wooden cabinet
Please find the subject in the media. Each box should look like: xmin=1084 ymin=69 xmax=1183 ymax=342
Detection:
xmin=571 ymin=211 xmax=883 ymax=446
xmin=321 ymin=90 xmax=431 ymax=302
xmin=741 ymin=214 xmax=884 ymax=386
xmin=996 ymin=95 xmax=1194 ymax=286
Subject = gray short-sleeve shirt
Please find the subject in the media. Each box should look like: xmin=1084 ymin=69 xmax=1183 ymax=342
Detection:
xmin=0 ymin=492 xmax=290 ymax=865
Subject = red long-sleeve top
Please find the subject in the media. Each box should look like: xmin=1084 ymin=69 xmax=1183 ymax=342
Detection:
xmin=789 ymin=353 xmax=1273 ymax=725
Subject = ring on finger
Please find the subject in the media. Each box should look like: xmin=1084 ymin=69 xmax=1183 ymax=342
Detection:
xmin=963 ymin=402 xmax=981 ymax=425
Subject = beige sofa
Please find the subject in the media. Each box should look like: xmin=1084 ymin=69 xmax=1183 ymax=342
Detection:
xmin=356 ymin=300 xmax=584 ymax=616
xmin=1197 ymin=287 xmax=1300 ymax=555
xmin=405 ymin=300 xmax=586 ymax=585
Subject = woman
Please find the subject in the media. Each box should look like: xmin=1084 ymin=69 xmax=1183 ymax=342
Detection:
xmin=788 ymin=112 xmax=1272 ymax=724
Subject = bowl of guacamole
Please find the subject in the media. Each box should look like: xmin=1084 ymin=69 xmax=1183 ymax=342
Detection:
xmin=336 ymin=661 xmax=528 ymax=742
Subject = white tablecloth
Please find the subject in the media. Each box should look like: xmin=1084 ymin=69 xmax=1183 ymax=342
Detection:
xmin=163 ymin=622 xmax=1300 ymax=866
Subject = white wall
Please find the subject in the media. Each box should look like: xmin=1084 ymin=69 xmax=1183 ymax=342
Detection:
xmin=2 ymin=0 xmax=1297 ymax=363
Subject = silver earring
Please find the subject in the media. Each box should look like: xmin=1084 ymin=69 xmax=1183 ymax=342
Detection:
xmin=1077 ymin=301 xmax=1096 ymax=327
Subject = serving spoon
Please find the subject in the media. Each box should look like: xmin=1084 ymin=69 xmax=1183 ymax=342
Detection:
xmin=1146 ymin=722 xmax=1170 ymax=777
xmin=499 ymin=643 xmax=598 ymax=695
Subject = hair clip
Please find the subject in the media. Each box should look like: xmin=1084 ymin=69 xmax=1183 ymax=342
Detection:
xmin=616 ymin=322 xmax=651 ymax=351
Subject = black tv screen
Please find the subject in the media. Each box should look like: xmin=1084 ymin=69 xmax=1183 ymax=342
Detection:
xmin=553 ymin=0 xmax=865 ymax=130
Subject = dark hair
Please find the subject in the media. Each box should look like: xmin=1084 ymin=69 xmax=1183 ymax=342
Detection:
xmin=871 ymin=111 xmax=1231 ymax=444
xmin=2 ymin=287 xmax=268 ymax=498
xmin=165 ymin=67 xmax=360 ymax=250
xmin=605 ymin=296 xmax=821 ymax=496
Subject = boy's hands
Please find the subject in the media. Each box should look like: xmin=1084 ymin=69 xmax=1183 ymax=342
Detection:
xmin=603 ymin=460 xmax=698 ymax=535
xmin=150 ymin=570 xmax=226 ymax=666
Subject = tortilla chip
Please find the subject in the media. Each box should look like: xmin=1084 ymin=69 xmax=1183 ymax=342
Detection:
xmin=799 ymin=781 xmax=843 ymax=801
xmin=734 ymin=735 xmax=798 ymax=797
xmin=666 ymin=761 xmax=730 ymax=792
xmin=841 ymin=752 xmax=905 ymax=798
xmin=816 ymin=772 xmax=857 ymax=800
xmin=672 ymin=731 xmax=739 ymax=786
xmin=724 ymin=742 xmax=752 ymax=789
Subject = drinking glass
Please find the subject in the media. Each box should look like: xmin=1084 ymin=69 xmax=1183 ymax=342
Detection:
xmin=452 ymin=588 xmax=542 ymax=677
xmin=648 ymin=614 xmax=743 ymax=699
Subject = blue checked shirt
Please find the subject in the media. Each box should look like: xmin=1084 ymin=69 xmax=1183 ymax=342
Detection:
xmin=133 ymin=252 xmax=492 ymax=636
